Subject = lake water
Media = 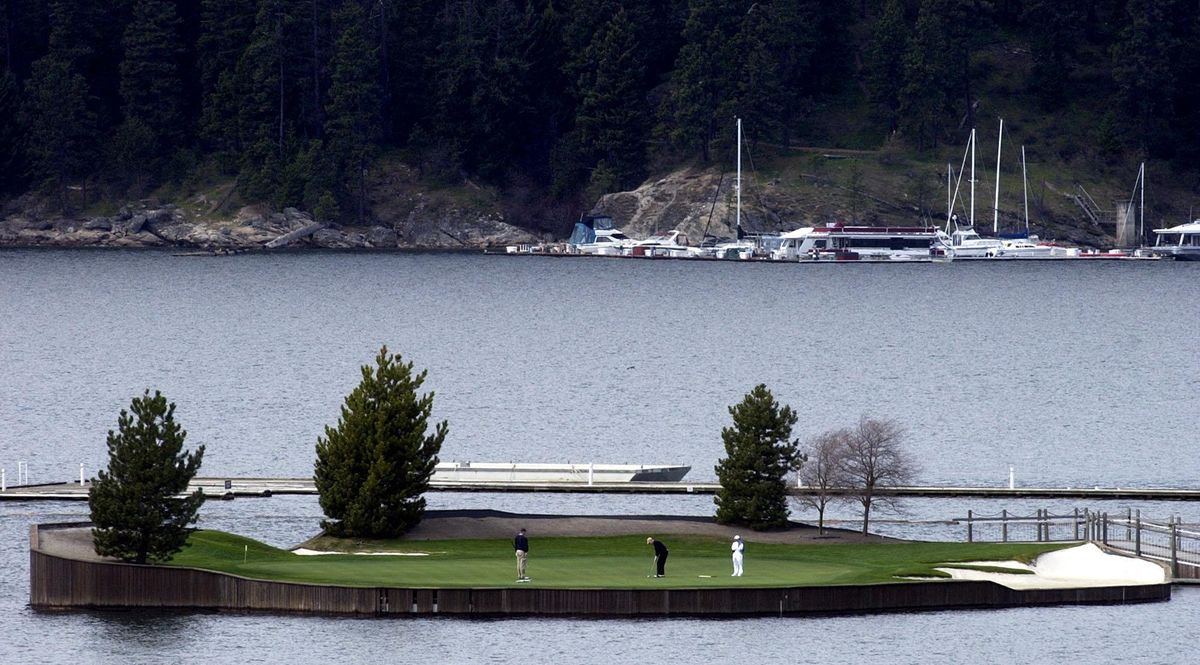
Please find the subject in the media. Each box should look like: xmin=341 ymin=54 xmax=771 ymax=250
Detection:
xmin=1 ymin=250 xmax=1199 ymax=663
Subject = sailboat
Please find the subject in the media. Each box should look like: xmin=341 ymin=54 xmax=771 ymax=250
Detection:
xmin=936 ymin=121 xmax=1058 ymax=259
xmin=703 ymin=117 xmax=758 ymax=259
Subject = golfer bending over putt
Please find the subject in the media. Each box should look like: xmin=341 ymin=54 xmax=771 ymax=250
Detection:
xmin=647 ymin=537 xmax=669 ymax=577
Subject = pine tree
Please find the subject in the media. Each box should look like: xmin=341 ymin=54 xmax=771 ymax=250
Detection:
xmin=575 ymin=7 xmax=648 ymax=191
xmin=1112 ymin=0 xmax=1180 ymax=157
xmin=324 ymin=0 xmax=378 ymax=222
xmin=1022 ymin=0 xmax=1083 ymax=107
xmin=314 ymin=346 xmax=448 ymax=539
xmin=236 ymin=0 xmax=290 ymax=202
xmin=88 ymin=390 xmax=206 ymax=564
xmin=120 ymin=0 xmax=186 ymax=159
xmin=898 ymin=3 xmax=948 ymax=151
xmin=731 ymin=4 xmax=785 ymax=144
xmin=22 ymin=55 xmax=96 ymax=210
xmin=864 ymin=0 xmax=907 ymax=131
xmin=197 ymin=0 xmax=257 ymax=153
xmin=714 ymin=384 xmax=803 ymax=530
xmin=0 ymin=70 xmax=26 ymax=193
xmin=663 ymin=0 xmax=751 ymax=161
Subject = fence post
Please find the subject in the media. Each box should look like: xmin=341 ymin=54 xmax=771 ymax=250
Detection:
xmin=1073 ymin=508 xmax=1079 ymax=541
xmin=1102 ymin=512 xmax=1108 ymax=545
xmin=1135 ymin=509 xmax=1142 ymax=556
xmin=1171 ymin=521 xmax=1179 ymax=579
xmin=1126 ymin=507 xmax=1132 ymax=542
xmin=967 ymin=510 xmax=973 ymax=543
xmin=1001 ymin=509 xmax=1008 ymax=542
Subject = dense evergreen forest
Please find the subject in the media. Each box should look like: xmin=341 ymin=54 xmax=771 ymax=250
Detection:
xmin=1 ymin=0 xmax=1198 ymax=230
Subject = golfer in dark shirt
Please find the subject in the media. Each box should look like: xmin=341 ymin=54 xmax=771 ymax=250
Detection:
xmin=514 ymin=528 xmax=529 ymax=581
xmin=646 ymin=537 xmax=669 ymax=577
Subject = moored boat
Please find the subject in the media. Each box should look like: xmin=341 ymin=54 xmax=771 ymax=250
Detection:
xmin=1150 ymin=220 xmax=1200 ymax=260
xmin=433 ymin=462 xmax=691 ymax=483
xmin=771 ymin=224 xmax=939 ymax=261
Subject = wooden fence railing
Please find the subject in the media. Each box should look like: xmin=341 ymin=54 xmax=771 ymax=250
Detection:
xmin=958 ymin=509 xmax=1200 ymax=580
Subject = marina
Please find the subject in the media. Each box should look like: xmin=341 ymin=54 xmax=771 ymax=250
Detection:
xmin=2 ymin=249 xmax=1198 ymax=665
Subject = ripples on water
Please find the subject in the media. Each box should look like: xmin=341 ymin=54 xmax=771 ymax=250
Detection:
xmin=1 ymin=251 xmax=1198 ymax=663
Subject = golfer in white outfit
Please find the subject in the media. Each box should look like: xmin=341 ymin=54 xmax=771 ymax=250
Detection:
xmin=731 ymin=535 xmax=745 ymax=576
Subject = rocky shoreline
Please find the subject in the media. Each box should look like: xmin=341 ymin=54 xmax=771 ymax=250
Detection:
xmin=0 ymin=200 xmax=543 ymax=252
xmin=0 ymin=163 xmax=1117 ymax=251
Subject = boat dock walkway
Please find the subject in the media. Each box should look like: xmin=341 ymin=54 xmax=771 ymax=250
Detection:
xmin=4 ymin=478 xmax=1200 ymax=502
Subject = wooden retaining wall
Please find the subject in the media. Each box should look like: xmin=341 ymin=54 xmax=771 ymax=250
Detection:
xmin=29 ymin=525 xmax=1171 ymax=617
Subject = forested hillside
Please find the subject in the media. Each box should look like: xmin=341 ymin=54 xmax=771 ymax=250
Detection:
xmin=1 ymin=0 xmax=1198 ymax=240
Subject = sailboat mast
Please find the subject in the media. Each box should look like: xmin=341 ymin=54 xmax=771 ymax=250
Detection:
xmin=1022 ymin=145 xmax=1029 ymax=235
xmin=735 ymin=117 xmax=742 ymax=235
xmin=970 ymin=128 xmax=976 ymax=229
xmin=1139 ymin=161 xmax=1145 ymax=244
xmin=947 ymin=163 xmax=951 ymax=229
xmin=993 ymin=118 xmax=1003 ymax=235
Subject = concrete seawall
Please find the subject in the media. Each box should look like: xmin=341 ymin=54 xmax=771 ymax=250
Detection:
xmin=29 ymin=524 xmax=1171 ymax=617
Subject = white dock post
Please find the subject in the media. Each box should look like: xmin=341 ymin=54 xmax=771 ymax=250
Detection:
xmin=1008 ymin=466 xmax=1014 ymax=489
xmin=18 ymin=461 xmax=27 ymax=485
xmin=588 ymin=463 xmax=594 ymax=486
xmin=1 ymin=468 xmax=5 ymax=491
xmin=80 ymin=463 xmax=85 ymax=485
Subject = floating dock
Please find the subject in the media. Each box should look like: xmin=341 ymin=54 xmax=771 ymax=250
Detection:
xmin=5 ymin=478 xmax=1200 ymax=501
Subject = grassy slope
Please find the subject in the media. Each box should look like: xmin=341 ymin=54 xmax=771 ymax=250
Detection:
xmin=169 ymin=531 xmax=1063 ymax=589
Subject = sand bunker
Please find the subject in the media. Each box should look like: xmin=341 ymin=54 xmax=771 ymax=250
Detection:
xmin=292 ymin=549 xmax=433 ymax=556
xmin=935 ymin=543 xmax=1166 ymax=589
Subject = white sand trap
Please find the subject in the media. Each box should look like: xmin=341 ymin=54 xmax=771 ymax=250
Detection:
xmin=292 ymin=548 xmax=432 ymax=556
xmin=935 ymin=543 xmax=1167 ymax=589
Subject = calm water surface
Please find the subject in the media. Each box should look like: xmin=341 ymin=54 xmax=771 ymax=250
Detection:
xmin=2 ymin=250 xmax=1198 ymax=663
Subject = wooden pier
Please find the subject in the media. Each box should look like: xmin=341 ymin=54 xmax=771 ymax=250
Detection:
xmin=5 ymin=477 xmax=1200 ymax=501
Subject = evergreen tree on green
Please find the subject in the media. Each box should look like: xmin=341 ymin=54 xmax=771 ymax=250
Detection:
xmin=88 ymin=390 xmax=206 ymax=564
xmin=119 ymin=0 xmax=185 ymax=162
xmin=324 ymin=0 xmax=379 ymax=222
xmin=714 ymin=384 xmax=803 ymax=530
xmin=575 ymin=7 xmax=648 ymax=191
xmin=314 ymin=346 xmax=448 ymax=538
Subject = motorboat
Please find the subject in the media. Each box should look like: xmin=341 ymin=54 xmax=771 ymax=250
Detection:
xmin=1150 ymin=220 xmax=1200 ymax=260
xmin=627 ymin=229 xmax=703 ymax=258
xmin=568 ymin=215 xmax=637 ymax=255
xmin=771 ymin=223 xmax=939 ymax=261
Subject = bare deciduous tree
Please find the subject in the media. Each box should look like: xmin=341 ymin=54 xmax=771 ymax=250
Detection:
xmin=795 ymin=428 xmax=851 ymax=536
xmin=841 ymin=417 xmax=917 ymax=535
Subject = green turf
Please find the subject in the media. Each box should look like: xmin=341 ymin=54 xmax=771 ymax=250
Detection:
xmin=167 ymin=531 xmax=1069 ymax=589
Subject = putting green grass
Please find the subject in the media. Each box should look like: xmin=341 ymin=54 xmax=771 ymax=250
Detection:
xmin=168 ymin=531 xmax=1070 ymax=589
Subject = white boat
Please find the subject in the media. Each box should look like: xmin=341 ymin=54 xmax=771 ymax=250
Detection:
xmin=1151 ymin=220 xmax=1200 ymax=260
xmin=627 ymin=229 xmax=703 ymax=258
xmin=935 ymin=122 xmax=1064 ymax=259
xmin=702 ymin=117 xmax=758 ymax=259
xmin=433 ymin=462 xmax=691 ymax=483
xmin=771 ymin=223 xmax=939 ymax=261
xmin=567 ymin=215 xmax=637 ymax=255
